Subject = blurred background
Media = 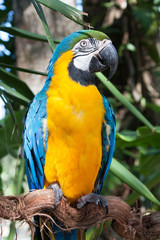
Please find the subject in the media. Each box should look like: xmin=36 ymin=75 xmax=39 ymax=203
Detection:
xmin=0 ymin=0 xmax=160 ymax=239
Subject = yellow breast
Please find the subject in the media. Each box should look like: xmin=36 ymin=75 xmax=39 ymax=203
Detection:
xmin=44 ymin=50 xmax=105 ymax=202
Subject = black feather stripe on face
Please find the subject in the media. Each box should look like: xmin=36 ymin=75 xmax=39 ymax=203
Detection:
xmin=68 ymin=60 xmax=96 ymax=86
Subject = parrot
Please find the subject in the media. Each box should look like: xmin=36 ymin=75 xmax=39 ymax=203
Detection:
xmin=23 ymin=30 xmax=118 ymax=240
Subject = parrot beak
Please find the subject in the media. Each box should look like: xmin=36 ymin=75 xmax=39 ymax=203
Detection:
xmin=98 ymin=42 xmax=118 ymax=79
xmin=89 ymin=41 xmax=118 ymax=79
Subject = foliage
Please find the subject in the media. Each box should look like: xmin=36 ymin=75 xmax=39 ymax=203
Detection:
xmin=0 ymin=0 xmax=160 ymax=239
xmin=0 ymin=0 xmax=14 ymax=66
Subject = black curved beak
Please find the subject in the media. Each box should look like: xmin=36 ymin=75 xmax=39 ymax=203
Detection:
xmin=89 ymin=42 xmax=118 ymax=79
xmin=98 ymin=42 xmax=118 ymax=79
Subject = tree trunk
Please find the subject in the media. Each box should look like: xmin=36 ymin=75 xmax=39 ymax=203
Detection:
xmin=13 ymin=0 xmax=81 ymax=94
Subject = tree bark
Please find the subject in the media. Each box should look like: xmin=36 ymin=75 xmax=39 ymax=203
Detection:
xmin=13 ymin=0 xmax=81 ymax=94
xmin=0 ymin=190 xmax=160 ymax=240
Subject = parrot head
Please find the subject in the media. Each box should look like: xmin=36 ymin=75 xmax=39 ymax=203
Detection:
xmin=47 ymin=30 xmax=118 ymax=86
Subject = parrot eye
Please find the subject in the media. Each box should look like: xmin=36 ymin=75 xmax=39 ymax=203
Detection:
xmin=80 ymin=40 xmax=88 ymax=48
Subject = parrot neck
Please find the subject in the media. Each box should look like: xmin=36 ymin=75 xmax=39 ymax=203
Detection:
xmin=68 ymin=60 xmax=96 ymax=86
xmin=44 ymin=50 xmax=96 ymax=90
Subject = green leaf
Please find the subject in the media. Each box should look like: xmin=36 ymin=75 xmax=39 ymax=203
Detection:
xmin=133 ymin=7 xmax=155 ymax=30
xmin=127 ymin=169 xmax=160 ymax=205
xmin=86 ymin=228 xmax=94 ymax=240
xmin=96 ymin=72 xmax=154 ymax=130
xmin=0 ymin=82 xmax=30 ymax=104
xmin=103 ymin=2 xmax=116 ymax=8
xmin=0 ymin=162 xmax=3 ymax=193
xmin=155 ymin=126 xmax=160 ymax=133
xmin=118 ymin=44 xmax=125 ymax=57
xmin=132 ymin=6 xmax=158 ymax=36
xmin=7 ymin=224 xmax=15 ymax=240
xmin=0 ymin=25 xmax=60 ymax=43
xmin=0 ymin=63 xmax=48 ymax=76
xmin=0 ymin=109 xmax=26 ymax=159
xmin=138 ymin=149 xmax=160 ymax=176
xmin=14 ymin=158 xmax=25 ymax=195
xmin=147 ymin=102 xmax=160 ymax=113
xmin=126 ymin=43 xmax=136 ymax=52
xmin=0 ymin=90 xmax=18 ymax=125
xmin=36 ymin=0 xmax=90 ymax=27
xmin=110 ymin=158 xmax=160 ymax=206
xmin=0 ymin=67 xmax=34 ymax=101
xmin=143 ymin=40 xmax=160 ymax=64
xmin=116 ymin=127 xmax=160 ymax=149
xmin=32 ymin=0 xmax=55 ymax=52
xmin=118 ymin=43 xmax=136 ymax=57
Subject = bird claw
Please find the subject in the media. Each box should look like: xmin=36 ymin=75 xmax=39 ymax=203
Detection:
xmin=47 ymin=183 xmax=63 ymax=209
xmin=77 ymin=193 xmax=108 ymax=214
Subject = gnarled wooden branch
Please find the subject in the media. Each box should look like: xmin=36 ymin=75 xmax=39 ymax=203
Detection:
xmin=0 ymin=189 xmax=160 ymax=240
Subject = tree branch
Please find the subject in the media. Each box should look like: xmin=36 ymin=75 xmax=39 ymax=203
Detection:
xmin=0 ymin=189 xmax=160 ymax=240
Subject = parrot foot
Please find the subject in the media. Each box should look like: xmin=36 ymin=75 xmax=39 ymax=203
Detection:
xmin=47 ymin=183 xmax=63 ymax=209
xmin=77 ymin=193 xmax=108 ymax=214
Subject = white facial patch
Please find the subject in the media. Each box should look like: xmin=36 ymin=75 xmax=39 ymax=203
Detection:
xmin=72 ymin=38 xmax=112 ymax=72
xmin=73 ymin=52 xmax=95 ymax=71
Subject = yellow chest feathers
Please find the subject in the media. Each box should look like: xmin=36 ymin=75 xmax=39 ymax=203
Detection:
xmin=44 ymin=50 xmax=105 ymax=202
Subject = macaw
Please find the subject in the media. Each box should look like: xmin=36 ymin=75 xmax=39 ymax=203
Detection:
xmin=23 ymin=30 xmax=118 ymax=240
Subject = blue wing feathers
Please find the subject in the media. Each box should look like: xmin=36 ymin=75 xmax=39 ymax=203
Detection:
xmin=24 ymin=144 xmax=37 ymax=183
xmin=95 ymin=95 xmax=116 ymax=194
xmin=23 ymin=90 xmax=47 ymax=190
xmin=32 ymin=133 xmax=44 ymax=176
xmin=101 ymin=96 xmax=116 ymax=190
xmin=36 ymin=130 xmax=44 ymax=159
xmin=25 ymin=157 xmax=35 ymax=190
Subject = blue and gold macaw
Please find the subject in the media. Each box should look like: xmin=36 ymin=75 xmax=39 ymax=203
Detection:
xmin=23 ymin=30 xmax=118 ymax=240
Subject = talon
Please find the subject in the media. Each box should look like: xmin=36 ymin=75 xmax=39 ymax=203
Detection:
xmin=106 ymin=204 xmax=108 ymax=215
xmin=47 ymin=183 xmax=63 ymax=209
xmin=97 ymin=199 xmax=102 ymax=207
xmin=77 ymin=193 xmax=108 ymax=214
